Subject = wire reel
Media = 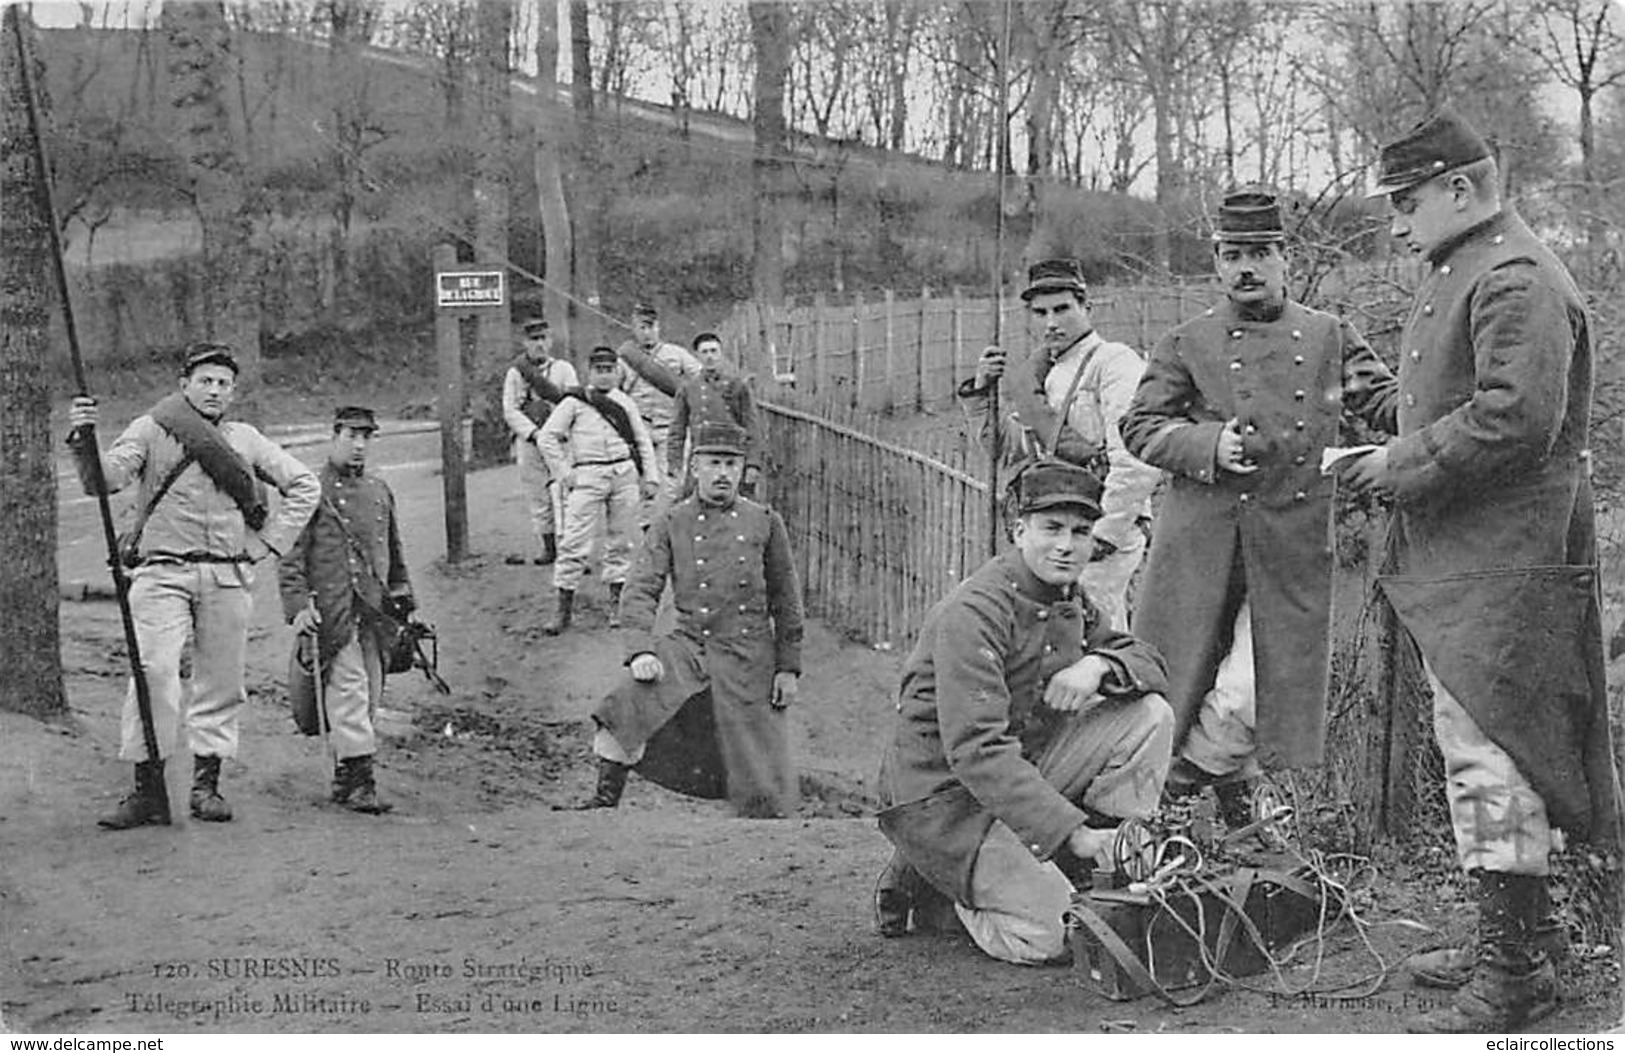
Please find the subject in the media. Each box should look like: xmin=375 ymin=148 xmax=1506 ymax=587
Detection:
xmin=1113 ymin=818 xmax=1159 ymax=882
xmin=1250 ymin=778 xmax=1296 ymax=851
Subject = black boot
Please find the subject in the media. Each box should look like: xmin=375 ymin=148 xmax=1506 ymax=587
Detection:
xmin=544 ymin=588 xmax=574 ymax=636
xmin=875 ymin=850 xmax=922 ymax=937
xmin=571 ymin=757 xmax=629 ymax=809
xmin=607 ymin=582 xmax=624 ymax=629
xmin=98 ymin=759 xmax=171 ymax=830
xmin=1213 ymin=777 xmax=1258 ymax=831
xmin=330 ymin=762 xmax=353 ymax=805
xmin=1412 ymin=879 xmax=1568 ymax=989
xmin=540 ymin=533 xmax=557 ymax=566
xmin=189 ymin=754 xmax=233 ymax=822
xmin=343 ymin=755 xmax=393 ymax=815
xmin=1408 ymin=872 xmax=1558 ymax=1033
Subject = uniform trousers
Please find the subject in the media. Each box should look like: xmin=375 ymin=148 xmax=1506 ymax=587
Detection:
xmin=1426 ymin=664 xmax=1555 ymax=876
xmin=324 ymin=630 xmax=384 ymax=760
xmin=514 ymin=436 xmax=560 ymax=543
xmin=956 ymin=691 xmax=1174 ymax=965
xmin=1178 ymin=600 xmax=1262 ymax=781
xmin=1080 ymin=528 xmax=1146 ymax=632
xmin=643 ymin=426 xmax=675 ymax=525
xmin=554 ymin=460 xmax=640 ymax=591
xmin=119 ymin=561 xmax=253 ymax=761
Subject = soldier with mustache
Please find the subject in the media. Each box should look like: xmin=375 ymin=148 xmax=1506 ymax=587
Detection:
xmin=1120 ymin=188 xmax=1399 ymax=830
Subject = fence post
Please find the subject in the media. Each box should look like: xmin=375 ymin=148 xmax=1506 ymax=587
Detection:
xmin=916 ymin=286 xmax=930 ymax=412
xmin=813 ymin=291 xmax=828 ymax=400
xmin=851 ymin=292 xmax=865 ymax=410
xmin=883 ymin=288 xmax=897 ymax=413
xmin=950 ymin=286 xmax=964 ymax=398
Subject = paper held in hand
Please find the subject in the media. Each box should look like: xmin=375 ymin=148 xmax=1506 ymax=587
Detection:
xmin=1320 ymin=444 xmax=1382 ymax=476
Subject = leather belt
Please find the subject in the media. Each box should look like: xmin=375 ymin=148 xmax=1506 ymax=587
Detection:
xmin=574 ymin=457 xmax=631 ymax=467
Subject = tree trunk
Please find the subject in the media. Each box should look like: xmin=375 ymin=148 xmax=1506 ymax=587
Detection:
xmin=325 ymin=0 xmax=370 ymax=323
xmin=469 ymin=0 xmax=513 ymax=466
xmin=535 ymin=0 xmax=573 ymax=358
xmin=749 ymin=1 xmax=788 ymax=307
xmin=162 ymin=1 xmax=261 ymax=417
xmin=568 ymin=0 xmax=602 ymax=351
xmin=0 ymin=6 xmax=67 ymax=718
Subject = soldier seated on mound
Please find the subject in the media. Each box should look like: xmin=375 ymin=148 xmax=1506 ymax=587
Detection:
xmin=566 ymin=420 xmax=806 ymax=819
xmin=872 ymin=460 xmax=1174 ymax=965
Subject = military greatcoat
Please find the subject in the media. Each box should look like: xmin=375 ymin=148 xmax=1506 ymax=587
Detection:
xmin=594 ymin=493 xmax=805 ymax=816
xmin=1378 ymin=209 xmax=1620 ymax=846
xmin=876 ymin=549 xmax=1168 ymax=905
xmin=1120 ymin=299 xmax=1398 ymax=769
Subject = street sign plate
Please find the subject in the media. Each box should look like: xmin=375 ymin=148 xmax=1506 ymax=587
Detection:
xmin=436 ymin=270 xmax=506 ymax=308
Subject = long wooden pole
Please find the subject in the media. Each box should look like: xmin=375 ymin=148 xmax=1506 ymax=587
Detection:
xmin=12 ymin=9 xmax=169 ymax=820
xmin=987 ymin=0 xmax=1014 ymax=556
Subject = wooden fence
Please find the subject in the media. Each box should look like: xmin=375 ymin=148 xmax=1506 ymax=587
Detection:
xmin=718 ymin=284 xmax=1215 ymax=416
xmin=760 ymin=399 xmax=992 ymax=648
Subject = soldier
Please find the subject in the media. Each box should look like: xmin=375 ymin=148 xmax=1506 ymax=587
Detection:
xmin=279 ymin=406 xmax=415 ymax=815
xmin=501 ymin=312 xmax=578 ymax=566
xmin=67 ymin=343 xmax=320 ymax=829
xmin=873 ymin=460 xmax=1172 ymax=964
xmin=538 ymin=346 xmax=661 ymax=636
xmin=958 ymin=258 xmax=1161 ymax=630
xmin=1345 ymin=110 xmax=1621 ymax=1033
xmin=574 ymin=421 xmax=804 ymax=819
xmin=1118 ymin=188 xmax=1398 ymax=830
xmin=614 ymin=302 xmax=702 ymax=521
xmin=667 ymin=331 xmax=764 ymax=499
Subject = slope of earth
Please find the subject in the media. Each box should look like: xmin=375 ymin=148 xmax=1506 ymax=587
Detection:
xmin=3 ymin=425 xmax=1619 ymax=1033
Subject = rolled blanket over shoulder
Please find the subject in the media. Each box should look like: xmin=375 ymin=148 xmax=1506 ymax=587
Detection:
xmin=148 ymin=392 xmax=268 ymax=530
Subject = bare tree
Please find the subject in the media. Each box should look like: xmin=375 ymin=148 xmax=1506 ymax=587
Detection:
xmin=470 ymin=0 xmax=513 ymax=463
xmin=535 ymin=0 xmax=573 ymax=353
xmin=318 ymin=0 xmax=385 ymax=322
xmin=0 ymin=5 xmax=67 ymax=718
xmin=750 ymin=0 xmax=790 ymax=307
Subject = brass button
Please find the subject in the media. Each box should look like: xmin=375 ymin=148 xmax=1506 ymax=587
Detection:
xmin=1230 ymin=330 xmax=1243 ymax=339
xmin=1294 ymin=355 xmax=1305 ymax=365
xmin=1229 ymin=361 xmax=1242 ymax=371
xmin=1410 ymin=350 xmax=1421 ymax=361
xmin=1423 ymin=305 xmax=1434 ymax=315
xmin=1294 ymin=390 xmax=1305 ymax=401
xmin=1405 ymin=394 xmax=1416 ymax=406
xmin=1295 ymin=420 xmax=1305 ymax=430
xmin=1294 ymin=455 xmax=1306 ymax=466
xmin=1245 ymin=424 xmax=1257 ymax=435
xmin=1440 ymin=264 xmax=1452 ymax=275
xmin=1294 ymin=490 xmax=1307 ymax=501
xmin=1238 ymin=493 xmax=1251 ymax=504
xmin=1291 ymin=330 xmax=1302 ymax=340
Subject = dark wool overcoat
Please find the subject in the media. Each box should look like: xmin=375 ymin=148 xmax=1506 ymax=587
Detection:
xmin=1120 ymin=299 xmax=1398 ymax=769
xmin=876 ymin=549 xmax=1168 ymax=904
xmin=595 ymin=494 xmax=805 ymax=817
xmin=1378 ymin=209 xmax=1620 ymax=847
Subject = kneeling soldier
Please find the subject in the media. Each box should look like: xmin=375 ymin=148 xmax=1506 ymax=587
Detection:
xmin=874 ymin=461 xmax=1174 ymax=965
xmin=279 ymin=406 xmax=415 ymax=813
xmin=574 ymin=421 xmax=805 ymax=818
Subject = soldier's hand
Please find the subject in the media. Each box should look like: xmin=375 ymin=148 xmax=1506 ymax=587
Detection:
xmin=973 ymin=345 xmax=1007 ymax=388
xmin=68 ymin=396 xmax=99 ymax=431
xmin=1336 ymin=445 xmax=1393 ymax=497
xmin=1217 ymin=418 xmax=1260 ymax=475
xmin=770 ymin=671 xmax=798 ymax=710
xmin=1066 ymin=824 xmax=1117 ymax=870
xmin=629 ymin=653 xmax=664 ymax=682
xmin=1043 ymin=654 xmax=1112 ymax=713
xmin=291 ymin=603 xmax=321 ymax=636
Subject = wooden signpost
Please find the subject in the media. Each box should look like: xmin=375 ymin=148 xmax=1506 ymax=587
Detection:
xmin=433 ymin=245 xmax=506 ymax=562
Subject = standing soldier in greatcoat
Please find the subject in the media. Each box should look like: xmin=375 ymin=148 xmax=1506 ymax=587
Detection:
xmin=68 ymin=344 xmax=320 ymax=829
xmin=571 ymin=421 xmax=805 ymax=819
xmin=538 ymin=346 xmax=662 ymax=635
xmin=279 ymin=406 xmax=415 ymax=814
xmin=1120 ymin=188 xmax=1399 ymax=826
xmin=667 ymin=331 xmax=764 ymax=500
xmin=958 ymin=258 xmax=1162 ymax=630
xmin=1344 ymin=110 xmax=1622 ymax=1033
xmin=501 ymin=312 xmax=578 ymax=566
xmin=872 ymin=461 xmax=1172 ymax=965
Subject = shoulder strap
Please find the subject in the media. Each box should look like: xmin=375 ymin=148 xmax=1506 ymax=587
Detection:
xmin=1045 ymin=337 xmax=1101 ymax=453
xmin=129 ymin=454 xmax=196 ymax=539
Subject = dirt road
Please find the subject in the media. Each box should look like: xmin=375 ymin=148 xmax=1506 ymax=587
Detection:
xmin=3 ymin=428 xmax=1619 ymax=1033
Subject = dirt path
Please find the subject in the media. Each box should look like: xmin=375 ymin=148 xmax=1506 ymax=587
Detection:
xmin=3 ymin=437 xmax=1619 ymax=1033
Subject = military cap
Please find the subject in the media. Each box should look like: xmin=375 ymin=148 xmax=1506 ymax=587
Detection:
xmin=1020 ymin=258 xmax=1089 ymax=302
xmin=1013 ymin=459 xmax=1103 ymax=518
xmin=1368 ymin=109 xmax=1491 ymax=197
xmin=631 ymin=302 xmax=659 ymax=321
xmin=1212 ymin=187 xmax=1285 ymax=243
xmin=180 ymin=342 xmax=240 ymax=377
xmin=691 ymin=421 xmax=747 ymax=458
xmin=520 ymin=314 xmax=549 ymax=337
xmin=333 ymin=405 xmax=379 ymax=433
xmin=588 ymin=345 xmax=619 ymax=367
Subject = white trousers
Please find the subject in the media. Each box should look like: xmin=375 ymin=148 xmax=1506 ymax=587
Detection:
xmin=323 ymin=631 xmax=384 ymax=760
xmin=1080 ymin=528 xmax=1147 ymax=632
xmin=554 ymin=460 xmax=640 ymax=591
xmin=1178 ymin=600 xmax=1261 ymax=781
xmin=514 ymin=437 xmax=560 ymax=544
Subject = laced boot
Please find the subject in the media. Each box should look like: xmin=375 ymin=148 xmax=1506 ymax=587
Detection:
xmin=189 ymin=754 xmax=233 ymax=822
xmin=98 ymin=759 xmax=171 ymax=830
xmin=540 ymin=533 xmax=557 ymax=566
xmin=1412 ymin=879 xmax=1568 ymax=989
xmin=343 ymin=755 xmax=393 ymax=815
xmin=1408 ymin=872 xmax=1558 ymax=1033
xmin=330 ymin=762 xmax=354 ymax=805
xmin=544 ymin=589 xmax=574 ymax=636
xmin=570 ymin=757 xmax=629 ymax=809
xmin=607 ymin=582 xmax=625 ymax=629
